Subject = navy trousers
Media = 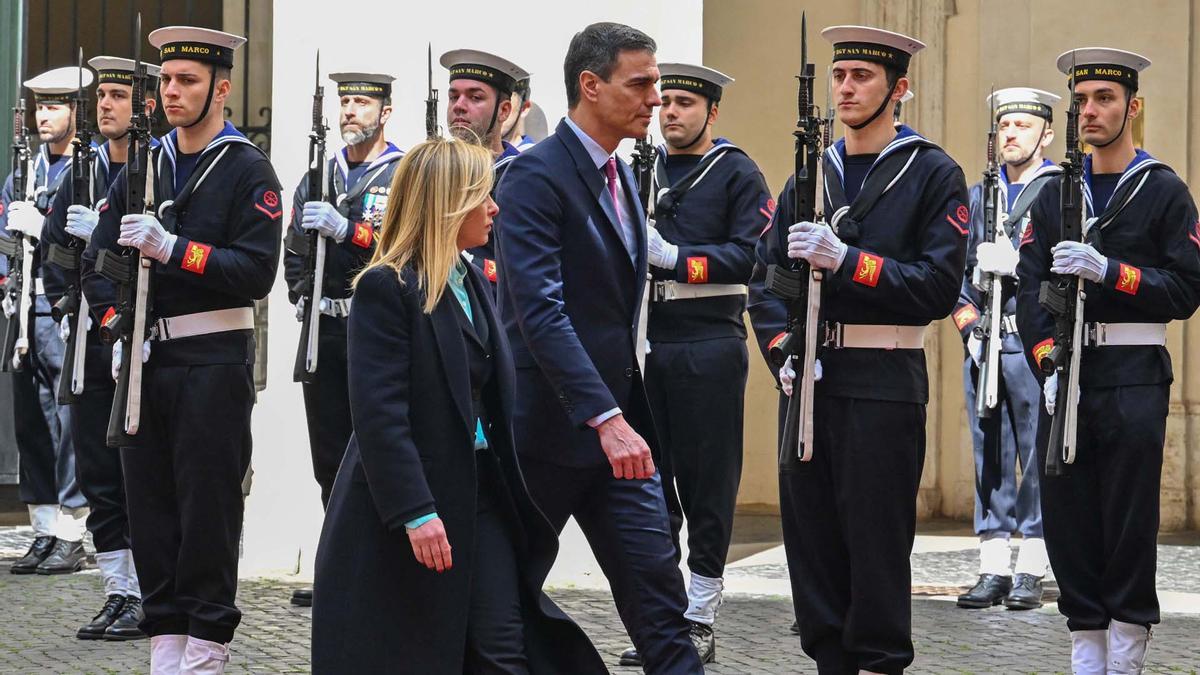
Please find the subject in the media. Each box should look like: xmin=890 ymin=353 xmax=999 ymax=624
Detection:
xmin=519 ymin=457 xmax=700 ymax=675
xmin=1038 ymin=383 xmax=1166 ymax=631
xmin=963 ymin=351 xmax=1042 ymax=538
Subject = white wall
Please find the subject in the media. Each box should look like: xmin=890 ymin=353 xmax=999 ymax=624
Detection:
xmin=243 ymin=1 xmax=703 ymax=576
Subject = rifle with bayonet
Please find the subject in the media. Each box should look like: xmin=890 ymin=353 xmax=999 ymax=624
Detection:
xmin=632 ymin=135 xmax=656 ymax=214
xmin=766 ymin=12 xmax=826 ymax=465
xmin=1038 ymin=58 xmax=1086 ymax=477
xmin=973 ymin=90 xmax=1004 ymax=419
xmin=291 ymin=51 xmax=329 ymax=384
xmin=95 ymin=13 xmax=155 ymax=446
xmin=426 ymin=44 xmax=439 ymax=139
xmin=49 ymin=48 xmax=94 ymax=404
xmin=1 ymin=97 xmax=34 ymax=373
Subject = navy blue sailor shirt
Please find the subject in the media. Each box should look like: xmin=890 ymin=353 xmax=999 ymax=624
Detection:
xmin=282 ymin=141 xmax=404 ymax=304
xmin=82 ymin=121 xmax=282 ymax=367
xmin=1015 ymin=149 xmax=1200 ymax=389
xmin=647 ymin=137 xmax=773 ymax=342
xmin=748 ymin=125 xmax=969 ymax=403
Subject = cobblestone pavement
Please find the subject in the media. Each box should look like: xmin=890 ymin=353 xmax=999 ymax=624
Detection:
xmin=3 ymin=527 xmax=1199 ymax=673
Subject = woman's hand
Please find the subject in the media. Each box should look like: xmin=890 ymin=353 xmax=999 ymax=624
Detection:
xmin=407 ymin=518 xmax=452 ymax=572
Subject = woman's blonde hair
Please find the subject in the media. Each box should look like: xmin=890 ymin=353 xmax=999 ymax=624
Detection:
xmin=353 ymin=137 xmax=494 ymax=313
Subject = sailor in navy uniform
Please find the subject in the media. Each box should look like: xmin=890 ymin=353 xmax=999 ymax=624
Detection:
xmin=40 ymin=55 xmax=162 ymax=640
xmin=440 ymin=49 xmax=529 ymax=285
xmin=621 ymin=62 xmax=772 ymax=667
xmin=1016 ymin=48 xmax=1200 ymax=673
xmin=954 ymin=87 xmax=1060 ymax=613
xmin=748 ymin=26 xmax=967 ymax=673
xmin=281 ymin=70 xmax=402 ymax=608
xmin=81 ymin=26 xmax=280 ymax=672
xmin=2 ymin=66 xmax=92 ymax=577
xmin=501 ymin=76 xmax=538 ymax=152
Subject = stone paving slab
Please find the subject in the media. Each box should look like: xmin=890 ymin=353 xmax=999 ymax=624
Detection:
xmin=3 ymin=527 xmax=1199 ymax=673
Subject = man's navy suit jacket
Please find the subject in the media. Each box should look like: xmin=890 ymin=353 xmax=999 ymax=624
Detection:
xmin=495 ymin=118 xmax=656 ymax=468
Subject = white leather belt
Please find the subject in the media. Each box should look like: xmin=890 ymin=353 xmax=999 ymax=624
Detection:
xmin=652 ymin=281 xmax=747 ymax=302
xmin=34 ymin=278 xmax=45 ymax=296
xmin=1083 ymin=322 xmax=1166 ymax=347
xmin=150 ymin=307 xmax=255 ymax=342
xmin=826 ymin=324 xmax=927 ymax=350
xmin=319 ymin=297 xmax=351 ymax=318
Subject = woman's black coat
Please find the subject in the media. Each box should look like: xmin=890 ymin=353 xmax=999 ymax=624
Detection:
xmin=310 ymin=263 xmax=606 ymax=674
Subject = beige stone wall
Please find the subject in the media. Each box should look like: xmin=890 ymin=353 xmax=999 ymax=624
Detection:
xmin=706 ymin=0 xmax=1200 ymax=529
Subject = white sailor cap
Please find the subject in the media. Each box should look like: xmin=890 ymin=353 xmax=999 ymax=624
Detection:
xmin=658 ymin=63 xmax=734 ymax=102
xmin=24 ymin=67 xmax=94 ymax=103
xmin=822 ymin=25 xmax=926 ymax=74
xmin=329 ymin=72 xmax=396 ymax=99
xmin=986 ymin=87 xmax=1059 ymax=121
xmin=1056 ymin=48 xmax=1151 ymax=91
xmin=440 ymin=49 xmax=530 ymax=95
xmin=148 ymin=26 xmax=246 ymax=68
xmin=87 ymin=56 xmax=161 ymax=87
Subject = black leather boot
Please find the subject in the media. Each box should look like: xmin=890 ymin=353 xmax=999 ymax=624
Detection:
xmin=36 ymin=539 xmax=87 ymax=575
xmin=689 ymin=621 xmax=716 ymax=664
xmin=105 ymin=596 xmax=148 ymax=640
xmin=10 ymin=536 xmax=56 ymax=574
xmin=291 ymin=588 xmax=313 ymax=607
xmin=77 ymin=595 xmax=126 ymax=639
xmin=1004 ymin=573 xmax=1044 ymax=610
xmin=957 ymin=573 xmax=1013 ymax=608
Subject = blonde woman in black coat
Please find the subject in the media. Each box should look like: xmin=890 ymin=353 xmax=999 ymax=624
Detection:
xmin=310 ymin=138 xmax=606 ymax=674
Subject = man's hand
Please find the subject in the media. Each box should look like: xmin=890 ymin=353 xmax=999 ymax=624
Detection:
xmin=65 ymin=204 xmax=100 ymax=243
xmin=1050 ymin=241 xmax=1108 ymax=283
xmin=118 ymin=214 xmax=176 ymax=264
xmin=647 ymin=223 xmax=679 ymax=270
xmin=301 ymin=201 xmax=349 ymax=243
xmin=6 ymin=201 xmax=45 ymax=240
xmin=596 ymin=414 xmax=655 ymax=480
xmin=967 ymin=333 xmax=983 ymax=365
xmin=779 ymin=355 xmax=822 ymax=397
xmin=976 ymin=240 xmax=1019 ymax=277
xmin=294 ymin=296 xmax=306 ymax=322
xmin=406 ymin=517 xmax=452 ymax=572
xmin=787 ymin=221 xmax=848 ymax=271
xmin=1043 ymin=373 xmax=1058 ymax=416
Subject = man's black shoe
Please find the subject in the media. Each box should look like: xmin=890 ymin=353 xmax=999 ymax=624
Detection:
xmin=957 ymin=573 xmax=1013 ymax=608
xmin=689 ymin=621 xmax=716 ymax=664
xmin=1004 ymin=573 xmax=1044 ymax=610
xmin=11 ymin=536 xmax=56 ymax=574
xmin=36 ymin=539 xmax=87 ymax=575
xmin=790 ymin=619 xmax=800 ymax=635
xmin=291 ymin=588 xmax=313 ymax=607
xmin=618 ymin=646 xmax=642 ymax=667
xmin=76 ymin=595 xmax=126 ymax=639
xmin=105 ymin=596 xmax=148 ymax=640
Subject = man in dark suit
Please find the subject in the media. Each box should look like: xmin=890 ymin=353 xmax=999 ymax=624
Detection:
xmin=494 ymin=21 xmax=702 ymax=674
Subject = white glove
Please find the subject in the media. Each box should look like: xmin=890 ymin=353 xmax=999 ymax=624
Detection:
xmin=118 ymin=214 xmax=176 ymax=265
xmin=1043 ymin=373 xmax=1058 ymax=416
xmin=59 ymin=313 xmax=94 ymax=341
xmin=1 ymin=292 xmax=14 ymax=318
xmin=976 ymin=240 xmax=1019 ymax=277
xmin=1050 ymin=241 xmax=1107 ymax=283
xmin=65 ymin=204 xmax=100 ymax=243
xmin=787 ymin=221 xmax=848 ymax=271
xmin=301 ymin=201 xmax=349 ymax=243
xmin=779 ymin=356 xmax=823 ymax=397
xmin=294 ymin=296 xmax=306 ymax=322
xmin=646 ymin=221 xmax=679 ymax=270
xmin=110 ymin=339 xmax=151 ymax=382
xmin=967 ymin=333 xmax=983 ymax=365
xmin=6 ymin=201 xmax=45 ymax=240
